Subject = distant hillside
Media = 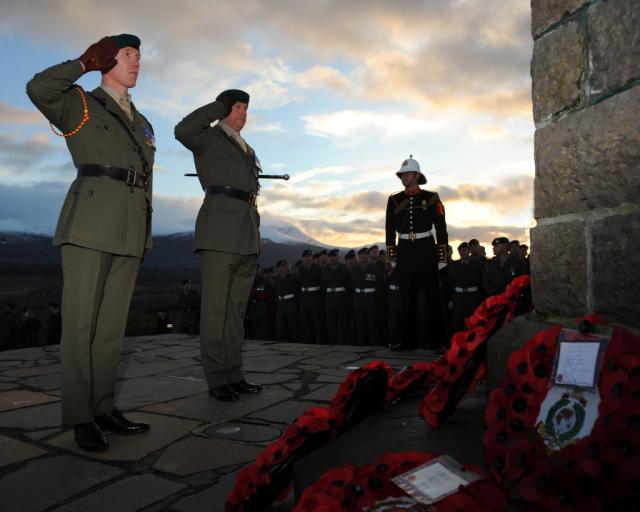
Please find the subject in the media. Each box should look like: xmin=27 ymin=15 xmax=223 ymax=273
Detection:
xmin=0 ymin=231 xmax=333 ymax=270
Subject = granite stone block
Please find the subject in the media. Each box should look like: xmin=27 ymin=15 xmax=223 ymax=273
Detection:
xmin=0 ymin=389 xmax=59 ymax=412
xmin=592 ymin=211 xmax=640 ymax=327
xmin=530 ymin=222 xmax=588 ymax=317
xmin=0 ymin=455 xmax=124 ymax=512
xmin=531 ymin=0 xmax=586 ymax=37
xmin=589 ymin=0 xmax=640 ymax=94
xmin=53 ymin=474 xmax=185 ymax=512
xmin=169 ymin=472 xmax=238 ymax=512
xmin=534 ymin=87 xmax=640 ymax=217
xmin=153 ymin=436 xmax=263 ymax=476
xmin=531 ymin=20 xmax=584 ymax=121
xmin=0 ymin=401 xmax=61 ymax=429
xmin=0 ymin=434 xmax=48 ymax=468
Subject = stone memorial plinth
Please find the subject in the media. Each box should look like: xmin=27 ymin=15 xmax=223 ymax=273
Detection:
xmin=530 ymin=0 xmax=640 ymax=328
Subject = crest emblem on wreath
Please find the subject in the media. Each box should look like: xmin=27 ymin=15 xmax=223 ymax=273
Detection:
xmin=536 ymin=391 xmax=587 ymax=451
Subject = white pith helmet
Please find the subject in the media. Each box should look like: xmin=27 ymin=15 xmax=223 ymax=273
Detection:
xmin=396 ymin=155 xmax=426 ymax=185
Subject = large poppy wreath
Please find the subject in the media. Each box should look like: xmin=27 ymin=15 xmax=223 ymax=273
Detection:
xmin=421 ymin=275 xmax=531 ymax=427
xmin=293 ymin=450 xmax=507 ymax=511
xmin=483 ymin=316 xmax=640 ymax=511
xmin=225 ymin=362 xmax=392 ymax=511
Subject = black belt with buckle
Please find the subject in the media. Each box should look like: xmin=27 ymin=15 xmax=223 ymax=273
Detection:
xmin=77 ymin=163 xmax=147 ymax=189
xmin=205 ymin=185 xmax=257 ymax=205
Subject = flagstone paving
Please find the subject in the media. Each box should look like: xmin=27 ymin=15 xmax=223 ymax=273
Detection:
xmin=0 ymin=335 xmax=454 ymax=511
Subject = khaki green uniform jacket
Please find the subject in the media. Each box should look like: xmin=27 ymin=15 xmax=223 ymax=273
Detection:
xmin=26 ymin=60 xmax=154 ymax=257
xmin=174 ymin=101 xmax=260 ymax=255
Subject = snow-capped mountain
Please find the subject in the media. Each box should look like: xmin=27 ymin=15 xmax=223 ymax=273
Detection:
xmin=259 ymin=220 xmax=323 ymax=246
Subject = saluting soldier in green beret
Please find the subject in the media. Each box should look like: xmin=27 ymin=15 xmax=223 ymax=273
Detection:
xmin=26 ymin=34 xmax=154 ymax=452
xmin=175 ymin=89 xmax=263 ymax=402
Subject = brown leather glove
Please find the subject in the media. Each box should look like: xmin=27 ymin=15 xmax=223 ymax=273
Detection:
xmin=216 ymin=91 xmax=237 ymax=118
xmin=79 ymin=37 xmax=119 ymax=73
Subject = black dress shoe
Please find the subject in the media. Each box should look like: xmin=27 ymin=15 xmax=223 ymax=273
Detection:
xmin=209 ymin=384 xmax=240 ymax=401
xmin=73 ymin=422 xmax=109 ymax=452
xmin=95 ymin=409 xmax=150 ymax=435
xmin=230 ymin=380 xmax=263 ymax=394
xmin=389 ymin=342 xmax=409 ymax=351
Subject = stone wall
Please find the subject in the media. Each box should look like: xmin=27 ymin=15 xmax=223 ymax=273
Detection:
xmin=529 ymin=0 xmax=640 ymax=328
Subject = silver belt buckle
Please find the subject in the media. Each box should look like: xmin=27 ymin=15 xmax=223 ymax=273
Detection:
xmin=126 ymin=168 xmax=137 ymax=186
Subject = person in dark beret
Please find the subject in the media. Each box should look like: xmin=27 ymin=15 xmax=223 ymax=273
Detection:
xmin=27 ymin=33 xmax=154 ymax=451
xmin=449 ymin=242 xmax=485 ymax=333
xmin=322 ymin=248 xmax=351 ymax=345
xmin=175 ymin=85 xmax=263 ymax=403
xmin=273 ymin=260 xmax=300 ymax=342
xmin=299 ymin=248 xmax=324 ymax=343
xmin=482 ymin=237 xmax=526 ymax=296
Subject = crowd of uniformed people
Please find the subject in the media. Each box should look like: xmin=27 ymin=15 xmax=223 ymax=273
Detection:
xmin=245 ymin=237 xmax=530 ymax=351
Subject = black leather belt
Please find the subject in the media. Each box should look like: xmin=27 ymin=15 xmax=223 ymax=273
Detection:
xmin=205 ymin=185 xmax=257 ymax=206
xmin=77 ymin=164 xmax=147 ymax=189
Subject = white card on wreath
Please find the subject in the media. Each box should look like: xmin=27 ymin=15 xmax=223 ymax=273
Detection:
xmin=555 ymin=341 xmax=600 ymax=388
xmin=391 ymin=455 xmax=480 ymax=505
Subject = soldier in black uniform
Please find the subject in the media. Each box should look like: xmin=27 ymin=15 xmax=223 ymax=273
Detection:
xmin=19 ymin=308 xmax=42 ymax=348
xmin=482 ymin=237 xmax=526 ymax=296
xmin=155 ymin=309 xmax=174 ymax=334
xmin=345 ymin=250 xmax=357 ymax=270
xmin=468 ymin=238 xmax=483 ymax=263
xmin=273 ymin=260 xmax=300 ymax=342
xmin=176 ymin=278 xmax=200 ymax=335
xmin=449 ymin=242 xmax=485 ymax=333
xmin=351 ymin=247 xmax=385 ymax=345
xmin=298 ymin=249 xmax=324 ymax=343
xmin=386 ymin=269 xmax=403 ymax=348
xmin=247 ymin=266 xmax=274 ymax=340
xmin=45 ymin=302 xmax=62 ymax=345
xmin=0 ymin=303 xmax=20 ymax=351
xmin=385 ymin=156 xmax=448 ymax=351
xmin=519 ymin=244 xmax=531 ymax=274
xmin=262 ymin=266 xmax=277 ymax=337
xmin=319 ymin=249 xmax=329 ymax=267
xmin=438 ymin=244 xmax=454 ymax=348
xmin=322 ymin=249 xmax=351 ymax=345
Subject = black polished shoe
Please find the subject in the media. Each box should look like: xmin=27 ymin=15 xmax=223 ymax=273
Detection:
xmin=230 ymin=380 xmax=263 ymax=394
xmin=389 ymin=342 xmax=409 ymax=351
xmin=73 ymin=422 xmax=109 ymax=452
xmin=209 ymin=384 xmax=240 ymax=402
xmin=95 ymin=409 xmax=150 ymax=435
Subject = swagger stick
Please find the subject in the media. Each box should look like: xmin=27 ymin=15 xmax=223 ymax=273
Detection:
xmin=184 ymin=173 xmax=290 ymax=180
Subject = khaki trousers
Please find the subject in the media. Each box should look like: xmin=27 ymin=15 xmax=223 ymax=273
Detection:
xmin=199 ymin=250 xmax=257 ymax=389
xmin=60 ymin=244 xmax=139 ymax=425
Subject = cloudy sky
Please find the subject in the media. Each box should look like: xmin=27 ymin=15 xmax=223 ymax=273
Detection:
xmin=0 ymin=0 xmax=535 ymax=250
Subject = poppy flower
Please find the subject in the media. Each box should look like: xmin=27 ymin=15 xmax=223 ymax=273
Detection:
xmin=465 ymin=479 xmax=508 ymax=510
xmin=387 ymin=362 xmax=436 ymax=405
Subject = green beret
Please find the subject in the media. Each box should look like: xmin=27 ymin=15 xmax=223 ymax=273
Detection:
xmin=217 ymin=89 xmax=250 ymax=105
xmin=109 ymin=34 xmax=141 ymax=50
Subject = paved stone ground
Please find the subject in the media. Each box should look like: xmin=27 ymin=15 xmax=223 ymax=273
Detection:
xmin=0 ymin=334 xmax=486 ymax=512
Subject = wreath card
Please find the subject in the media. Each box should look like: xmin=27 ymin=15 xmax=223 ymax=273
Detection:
xmin=391 ymin=454 xmax=481 ymax=505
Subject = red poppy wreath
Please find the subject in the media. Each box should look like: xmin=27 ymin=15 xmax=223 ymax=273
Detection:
xmin=483 ymin=316 xmax=640 ymax=511
xmin=422 ymin=275 xmax=531 ymax=427
xmin=294 ymin=451 xmax=507 ymax=511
